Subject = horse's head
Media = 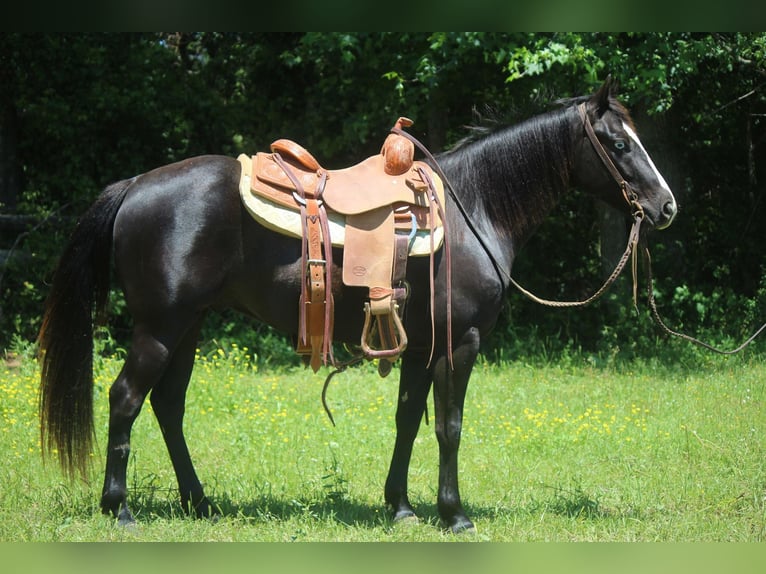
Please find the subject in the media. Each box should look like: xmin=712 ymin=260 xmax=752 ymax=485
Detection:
xmin=574 ymin=77 xmax=677 ymax=230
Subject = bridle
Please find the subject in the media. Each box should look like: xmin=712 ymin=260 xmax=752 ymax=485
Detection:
xmin=507 ymin=104 xmax=645 ymax=308
xmin=577 ymin=103 xmax=644 ymax=221
xmin=390 ymin=103 xmax=766 ymax=361
xmin=562 ymin=105 xmax=766 ymax=353
xmin=322 ymin=102 xmax=762 ymax=421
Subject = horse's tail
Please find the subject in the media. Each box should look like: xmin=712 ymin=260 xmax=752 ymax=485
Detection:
xmin=38 ymin=179 xmax=132 ymax=478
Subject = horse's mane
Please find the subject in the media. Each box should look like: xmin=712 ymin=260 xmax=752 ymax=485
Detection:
xmin=436 ymin=94 xmax=635 ymax=241
xmin=450 ymin=94 xmax=635 ymax=149
xmin=436 ymin=102 xmax=580 ymax=240
xmin=447 ymin=105 xmax=518 ymax=152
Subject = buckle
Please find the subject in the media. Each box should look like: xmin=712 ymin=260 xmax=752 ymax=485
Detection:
xmin=630 ymin=199 xmax=645 ymax=221
xmin=306 ymin=258 xmax=326 ymax=270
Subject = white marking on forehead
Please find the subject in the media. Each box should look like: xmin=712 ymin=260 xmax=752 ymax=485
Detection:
xmin=622 ymin=122 xmax=673 ymax=195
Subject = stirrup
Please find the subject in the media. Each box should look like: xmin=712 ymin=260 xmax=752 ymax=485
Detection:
xmin=360 ymin=301 xmax=408 ymax=362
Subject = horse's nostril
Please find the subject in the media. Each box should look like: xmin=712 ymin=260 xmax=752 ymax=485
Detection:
xmin=663 ymin=201 xmax=676 ymax=217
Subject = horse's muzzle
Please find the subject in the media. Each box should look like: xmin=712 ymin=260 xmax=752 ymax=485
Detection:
xmin=655 ymin=198 xmax=678 ymax=230
xmin=645 ymin=195 xmax=677 ymax=230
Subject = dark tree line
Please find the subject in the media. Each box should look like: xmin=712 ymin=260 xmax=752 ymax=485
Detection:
xmin=2 ymin=33 xmax=765 ymax=361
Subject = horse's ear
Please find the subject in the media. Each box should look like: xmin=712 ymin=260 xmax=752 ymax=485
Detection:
xmin=590 ymin=74 xmax=618 ymax=116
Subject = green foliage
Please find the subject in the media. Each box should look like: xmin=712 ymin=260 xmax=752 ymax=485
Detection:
xmin=2 ymin=33 xmax=766 ymax=365
xmin=504 ymin=33 xmax=603 ymax=85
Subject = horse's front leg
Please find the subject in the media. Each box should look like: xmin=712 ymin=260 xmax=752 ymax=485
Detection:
xmin=384 ymin=350 xmax=433 ymax=523
xmin=431 ymin=327 xmax=480 ymax=533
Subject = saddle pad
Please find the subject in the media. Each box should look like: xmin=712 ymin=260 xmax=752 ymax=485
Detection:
xmin=237 ymin=154 xmax=444 ymax=256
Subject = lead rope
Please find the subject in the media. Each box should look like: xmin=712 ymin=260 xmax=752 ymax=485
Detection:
xmin=509 ymin=207 xmax=644 ymax=309
xmin=641 ymin=244 xmax=766 ymax=354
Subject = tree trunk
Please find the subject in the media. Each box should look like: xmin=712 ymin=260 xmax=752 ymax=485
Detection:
xmin=0 ymin=101 xmax=21 ymax=213
xmin=598 ymin=202 xmax=628 ymax=280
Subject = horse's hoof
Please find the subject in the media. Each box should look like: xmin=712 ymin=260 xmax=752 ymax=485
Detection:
xmin=390 ymin=502 xmax=419 ymax=526
xmin=116 ymin=506 xmax=136 ymax=527
xmin=187 ymin=496 xmax=218 ymax=520
xmin=206 ymin=511 xmax=222 ymax=524
xmin=446 ymin=517 xmax=476 ymax=535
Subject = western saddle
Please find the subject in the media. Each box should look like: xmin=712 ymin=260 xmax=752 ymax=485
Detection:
xmin=237 ymin=117 xmax=447 ymax=375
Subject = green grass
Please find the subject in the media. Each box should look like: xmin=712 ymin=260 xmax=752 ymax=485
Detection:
xmin=2 ymin=344 xmax=765 ymax=541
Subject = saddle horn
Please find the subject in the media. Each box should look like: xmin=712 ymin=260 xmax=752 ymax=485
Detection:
xmin=381 ymin=117 xmax=415 ymax=176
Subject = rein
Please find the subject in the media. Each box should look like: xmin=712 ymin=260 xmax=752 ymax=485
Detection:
xmin=641 ymin=245 xmax=766 ymax=354
xmin=577 ymin=102 xmax=766 ymax=353
xmin=515 ymin=103 xmax=766 ymax=354
xmin=393 ymin=110 xmax=766 ymax=375
xmin=518 ymin=103 xmax=766 ymax=353
xmin=322 ymin=105 xmax=766 ymax=426
xmin=392 ymin=105 xmax=647 ymax=312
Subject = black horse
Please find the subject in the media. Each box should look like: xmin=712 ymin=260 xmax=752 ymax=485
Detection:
xmin=39 ymin=78 xmax=676 ymax=533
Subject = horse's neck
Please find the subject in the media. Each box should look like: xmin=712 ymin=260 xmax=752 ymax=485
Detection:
xmin=441 ymin=109 xmax=576 ymax=247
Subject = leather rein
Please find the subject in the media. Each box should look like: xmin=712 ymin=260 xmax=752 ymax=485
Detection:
xmin=319 ymin=105 xmax=763 ymax=425
xmin=397 ymin=104 xmax=766 ymax=360
xmin=405 ymin=103 xmax=766 ymax=355
xmin=391 ymin=104 xmax=645 ymax=315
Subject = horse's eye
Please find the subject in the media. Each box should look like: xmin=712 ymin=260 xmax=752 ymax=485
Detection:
xmin=614 ymin=140 xmax=626 ymax=151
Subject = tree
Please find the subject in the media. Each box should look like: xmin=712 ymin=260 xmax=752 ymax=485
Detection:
xmin=1 ymin=33 xmax=765 ymax=359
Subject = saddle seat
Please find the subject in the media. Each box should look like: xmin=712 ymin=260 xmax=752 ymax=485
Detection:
xmin=237 ymin=117 xmax=446 ymax=374
xmin=248 ymin=142 xmax=444 ymax=224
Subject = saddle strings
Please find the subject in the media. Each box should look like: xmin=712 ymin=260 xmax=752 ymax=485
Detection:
xmin=392 ymin=126 xmax=517 ymax=372
xmin=416 ymin=165 xmax=453 ymax=370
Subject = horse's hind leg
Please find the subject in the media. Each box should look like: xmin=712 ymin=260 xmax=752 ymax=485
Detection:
xmin=148 ymin=318 xmax=213 ymax=518
xmin=100 ymin=319 xmax=200 ymax=524
xmin=100 ymin=327 xmax=169 ymax=523
xmin=384 ymin=350 xmax=433 ymax=523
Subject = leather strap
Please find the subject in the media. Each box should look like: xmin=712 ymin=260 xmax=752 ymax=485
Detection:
xmin=417 ymin=165 xmax=452 ymax=369
xmin=274 ymin=153 xmax=334 ymax=371
xmin=578 ymin=103 xmax=639 ymax=209
xmin=305 ymin=199 xmax=325 ymax=371
xmin=372 ymin=231 xmax=411 ymax=375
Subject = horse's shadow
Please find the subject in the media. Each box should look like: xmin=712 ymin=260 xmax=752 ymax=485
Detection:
xmin=112 ymin=474 xmax=619 ymax=531
xmin=120 ymin=487 xmax=505 ymax=531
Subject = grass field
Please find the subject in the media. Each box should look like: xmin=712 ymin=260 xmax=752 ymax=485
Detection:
xmin=1 ymin=343 xmax=765 ymax=542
